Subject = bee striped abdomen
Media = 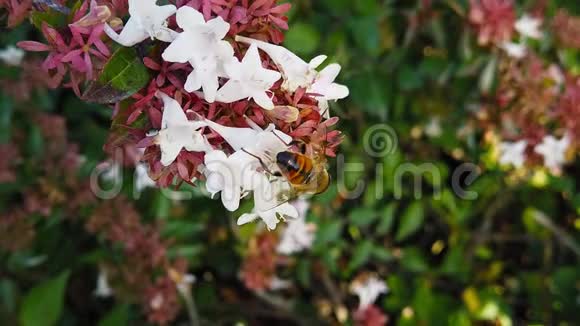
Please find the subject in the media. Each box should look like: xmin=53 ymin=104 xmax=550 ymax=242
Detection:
xmin=276 ymin=152 xmax=313 ymax=185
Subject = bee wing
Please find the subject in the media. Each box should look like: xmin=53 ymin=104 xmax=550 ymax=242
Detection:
xmin=255 ymin=181 xmax=297 ymax=212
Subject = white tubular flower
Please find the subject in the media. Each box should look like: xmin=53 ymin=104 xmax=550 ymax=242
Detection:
xmin=0 ymin=46 xmax=25 ymax=66
xmin=204 ymin=150 xmax=261 ymax=212
xmin=162 ymin=7 xmax=234 ymax=102
xmin=237 ymin=177 xmax=298 ymax=230
xmin=269 ymin=277 xmax=291 ymax=290
xmin=134 ymin=163 xmax=156 ymax=193
xmin=500 ymin=42 xmax=527 ymax=59
xmin=155 ymin=93 xmax=212 ymax=166
xmin=424 ymin=117 xmax=442 ymax=138
xmin=277 ymin=200 xmax=316 ymax=255
xmin=203 ymin=118 xmax=291 ymax=158
xmin=100 ymin=161 xmax=121 ymax=182
xmin=534 ymin=134 xmax=571 ymax=171
xmin=168 ymin=268 xmax=195 ymax=297
xmin=104 ymin=0 xmax=177 ymax=46
xmin=351 ymin=276 xmax=388 ymax=310
xmin=307 ymin=63 xmax=349 ymax=117
xmin=94 ymin=270 xmax=113 ymax=298
xmin=499 ymin=140 xmax=528 ymax=168
xmin=216 ymin=44 xmax=281 ymax=110
xmin=235 ymin=35 xmax=327 ymax=92
xmin=515 ymin=14 xmax=543 ymax=39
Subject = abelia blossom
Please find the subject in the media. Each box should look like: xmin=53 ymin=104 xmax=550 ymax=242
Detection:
xmin=71 ymin=0 xmax=111 ymax=28
xmin=353 ymin=305 xmax=389 ymax=326
xmin=534 ymin=134 xmax=571 ymax=171
xmin=515 ymin=14 xmax=543 ymax=39
xmin=500 ymin=42 xmax=526 ymax=59
xmin=277 ymin=199 xmax=316 ymax=254
xmin=154 ymin=93 xmax=211 ymax=166
xmin=307 ymin=63 xmax=350 ymax=115
xmin=61 ymin=24 xmax=110 ymax=80
xmin=204 ymin=149 xmax=261 ymax=212
xmin=424 ymin=117 xmax=442 ymax=138
xmin=94 ymin=269 xmax=113 ymax=298
xmin=135 ymin=163 xmax=157 ymax=194
xmin=0 ymin=45 xmax=25 ymax=66
xmin=235 ymin=35 xmax=327 ymax=92
xmin=0 ymin=0 xmax=33 ymax=27
xmin=216 ymin=44 xmax=281 ymax=110
xmin=162 ymin=6 xmax=233 ymax=102
xmin=499 ymin=140 xmax=527 ymax=168
xmin=351 ymin=276 xmax=389 ymax=310
xmin=552 ymin=10 xmax=580 ymax=49
xmin=104 ymin=0 xmax=177 ymax=46
xmin=17 ymin=22 xmax=71 ymax=86
xmin=469 ymin=0 xmax=516 ymax=46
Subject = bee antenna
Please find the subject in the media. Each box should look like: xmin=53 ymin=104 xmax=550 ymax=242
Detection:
xmin=271 ymin=130 xmax=292 ymax=147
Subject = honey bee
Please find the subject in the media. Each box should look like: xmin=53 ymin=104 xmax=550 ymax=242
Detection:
xmin=241 ymin=122 xmax=333 ymax=209
xmin=274 ymin=150 xmax=330 ymax=196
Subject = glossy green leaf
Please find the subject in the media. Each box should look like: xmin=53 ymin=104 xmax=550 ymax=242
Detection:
xmin=395 ymin=202 xmax=425 ymax=242
xmin=82 ymin=47 xmax=150 ymax=104
xmin=19 ymin=271 xmax=70 ymax=326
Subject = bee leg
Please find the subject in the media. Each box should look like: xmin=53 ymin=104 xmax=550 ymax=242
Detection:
xmin=241 ymin=148 xmax=277 ymax=176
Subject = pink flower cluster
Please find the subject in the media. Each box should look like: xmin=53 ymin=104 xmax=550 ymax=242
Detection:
xmin=17 ymin=1 xmax=114 ymax=95
xmin=15 ymin=0 xmax=343 ymax=189
xmin=469 ymin=0 xmax=516 ymax=46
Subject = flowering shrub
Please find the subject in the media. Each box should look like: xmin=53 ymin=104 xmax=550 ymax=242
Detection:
xmin=0 ymin=0 xmax=579 ymax=325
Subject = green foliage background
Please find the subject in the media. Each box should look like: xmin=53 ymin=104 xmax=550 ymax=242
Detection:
xmin=1 ymin=0 xmax=579 ymax=325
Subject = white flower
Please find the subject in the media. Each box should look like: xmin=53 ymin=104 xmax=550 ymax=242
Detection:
xmin=235 ymin=35 xmax=327 ymax=92
xmin=100 ymin=161 xmax=121 ymax=182
xmin=201 ymin=118 xmax=294 ymax=215
xmin=534 ymin=134 xmax=571 ymax=171
xmin=169 ymin=269 xmax=195 ymax=296
xmin=548 ymin=64 xmax=565 ymax=87
xmin=94 ymin=270 xmax=113 ymax=298
xmin=277 ymin=200 xmax=316 ymax=255
xmin=162 ymin=7 xmax=233 ymax=102
xmin=204 ymin=150 xmax=261 ymax=212
xmin=237 ymin=201 xmax=298 ymax=230
xmin=424 ymin=117 xmax=442 ymax=138
xmin=237 ymin=176 xmax=298 ymax=230
xmin=499 ymin=140 xmax=528 ymax=168
xmin=203 ymin=118 xmax=291 ymax=161
xmin=155 ymin=93 xmax=212 ymax=166
xmin=515 ymin=14 xmax=543 ymax=39
xmin=216 ymin=44 xmax=281 ymax=110
xmin=269 ymin=277 xmax=291 ymax=290
xmin=0 ymin=46 xmax=24 ymax=66
xmin=500 ymin=42 xmax=527 ymax=59
xmin=351 ymin=276 xmax=388 ymax=310
xmin=104 ymin=0 xmax=177 ymax=46
xmin=134 ymin=163 xmax=156 ymax=193
xmin=307 ymin=63 xmax=349 ymax=117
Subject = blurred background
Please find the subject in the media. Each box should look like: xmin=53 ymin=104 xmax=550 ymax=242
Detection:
xmin=1 ymin=0 xmax=579 ymax=325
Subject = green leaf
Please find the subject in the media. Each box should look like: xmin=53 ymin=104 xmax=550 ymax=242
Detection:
xmin=372 ymin=246 xmax=395 ymax=262
xmin=30 ymin=9 xmax=67 ymax=30
xmin=400 ymin=248 xmax=429 ymax=272
xmin=19 ymin=271 xmax=70 ymax=326
xmin=314 ymin=221 xmax=343 ymax=247
xmin=348 ymin=207 xmax=377 ymax=227
xmin=347 ymin=240 xmax=374 ymax=272
xmin=98 ymin=305 xmax=130 ymax=326
xmin=395 ymin=202 xmax=425 ymax=242
xmin=376 ymin=203 xmax=397 ymax=236
xmin=82 ymin=47 xmax=150 ymax=104
xmin=283 ymin=23 xmax=321 ymax=56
